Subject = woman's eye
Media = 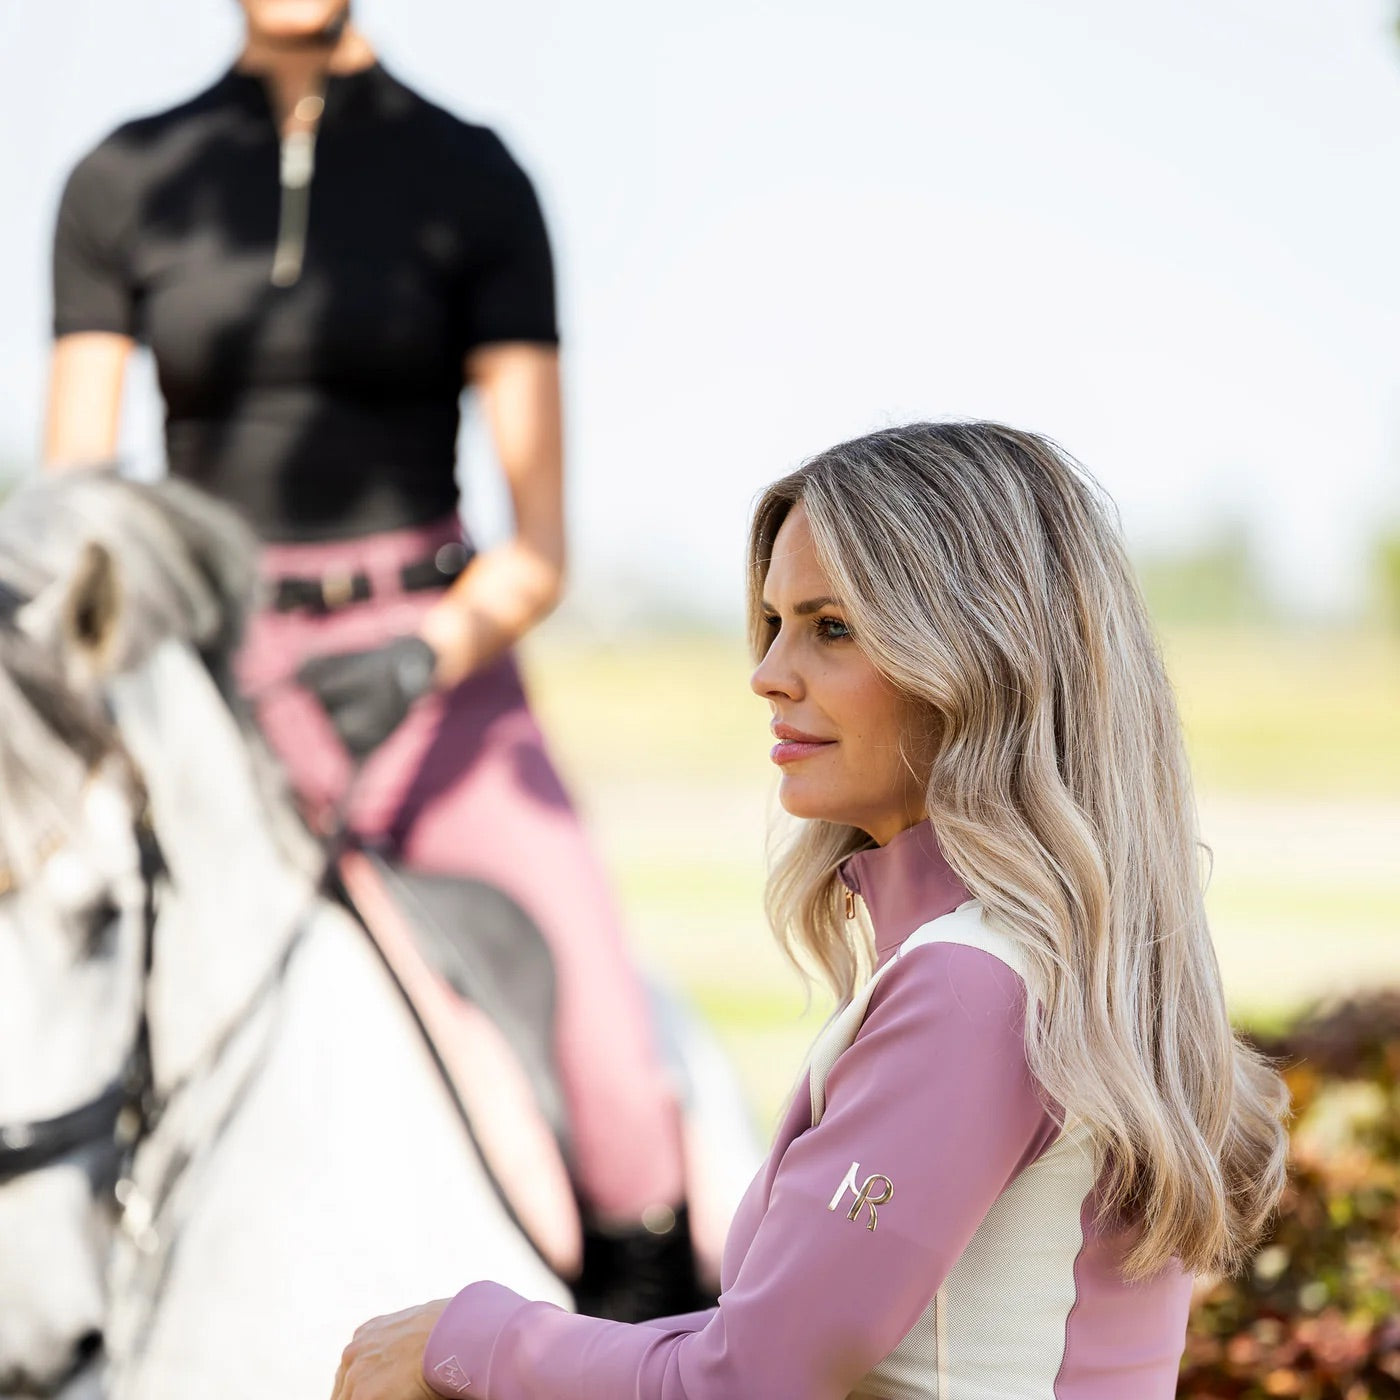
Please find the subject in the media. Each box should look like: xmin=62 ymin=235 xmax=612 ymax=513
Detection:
xmin=816 ymin=617 xmax=851 ymax=641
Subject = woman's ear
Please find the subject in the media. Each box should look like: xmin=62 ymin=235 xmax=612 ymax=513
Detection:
xmin=61 ymin=539 xmax=124 ymax=676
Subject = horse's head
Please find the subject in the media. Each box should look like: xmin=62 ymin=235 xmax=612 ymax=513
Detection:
xmin=0 ymin=471 xmax=323 ymax=1394
xmin=0 ymin=470 xmax=259 ymax=697
xmin=0 ymin=567 xmax=150 ymax=1397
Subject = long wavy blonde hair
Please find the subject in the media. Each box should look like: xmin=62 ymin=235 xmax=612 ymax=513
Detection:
xmin=747 ymin=421 xmax=1290 ymax=1282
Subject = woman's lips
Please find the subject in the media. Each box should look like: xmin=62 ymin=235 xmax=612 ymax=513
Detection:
xmin=770 ymin=727 xmax=836 ymax=765
xmin=771 ymin=738 xmax=835 ymax=765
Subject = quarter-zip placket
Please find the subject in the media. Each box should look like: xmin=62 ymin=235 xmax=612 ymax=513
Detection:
xmin=270 ymin=90 xmax=325 ymax=287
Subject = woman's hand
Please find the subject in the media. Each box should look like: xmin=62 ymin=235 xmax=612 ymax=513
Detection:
xmin=329 ymin=1298 xmax=451 ymax=1400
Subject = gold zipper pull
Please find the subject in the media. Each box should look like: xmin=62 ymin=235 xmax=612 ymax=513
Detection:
xmin=844 ymin=886 xmax=856 ymax=920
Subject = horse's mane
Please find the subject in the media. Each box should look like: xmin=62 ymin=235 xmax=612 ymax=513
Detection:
xmin=0 ymin=470 xmax=260 ymax=680
xmin=0 ymin=470 xmax=320 ymax=885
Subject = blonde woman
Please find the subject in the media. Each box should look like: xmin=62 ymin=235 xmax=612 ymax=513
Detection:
xmin=331 ymin=421 xmax=1291 ymax=1400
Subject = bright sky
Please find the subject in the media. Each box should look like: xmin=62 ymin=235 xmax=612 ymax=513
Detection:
xmin=3 ymin=0 xmax=1398 ymax=622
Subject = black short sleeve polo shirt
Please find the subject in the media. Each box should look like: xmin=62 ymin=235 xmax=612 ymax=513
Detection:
xmin=52 ymin=62 xmax=559 ymax=541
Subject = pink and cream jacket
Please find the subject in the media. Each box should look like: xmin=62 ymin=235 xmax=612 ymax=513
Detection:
xmin=423 ymin=820 xmax=1194 ymax=1398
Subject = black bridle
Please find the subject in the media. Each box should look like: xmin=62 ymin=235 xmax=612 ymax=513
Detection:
xmin=0 ymin=563 xmax=309 ymax=1394
xmin=0 ymin=573 xmax=161 ymax=1194
xmin=0 ymin=801 xmax=162 ymax=1397
xmin=0 ymin=819 xmax=162 ymax=1192
xmin=0 ymin=1073 xmax=140 ymax=1186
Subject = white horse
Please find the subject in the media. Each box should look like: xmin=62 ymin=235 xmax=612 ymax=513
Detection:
xmin=0 ymin=576 xmax=145 ymax=1400
xmin=0 ymin=473 xmax=756 ymax=1400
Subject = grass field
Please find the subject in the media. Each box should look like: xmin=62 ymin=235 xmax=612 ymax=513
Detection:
xmin=517 ymin=623 xmax=1400 ymax=1131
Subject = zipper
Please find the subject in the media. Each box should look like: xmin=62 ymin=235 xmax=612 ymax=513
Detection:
xmin=270 ymin=90 xmax=325 ymax=287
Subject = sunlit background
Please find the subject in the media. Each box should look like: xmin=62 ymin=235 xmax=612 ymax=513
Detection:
xmin=3 ymin=0 xmax=1398 ymax=1130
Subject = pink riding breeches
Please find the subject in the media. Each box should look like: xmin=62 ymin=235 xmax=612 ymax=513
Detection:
xmin=234 ymin=515 xmax=685 ymax=1222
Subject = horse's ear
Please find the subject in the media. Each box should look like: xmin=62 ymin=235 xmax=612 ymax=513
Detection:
xmin=62 ymin=540 xmax=123 ymax=672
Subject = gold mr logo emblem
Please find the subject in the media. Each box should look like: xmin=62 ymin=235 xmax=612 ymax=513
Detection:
xmin=828 ymin=1160 xmax=894 ymax=1231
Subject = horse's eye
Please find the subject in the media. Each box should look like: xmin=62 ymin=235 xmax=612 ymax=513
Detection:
xmin=82 ymin=895 xmax=122 ymax=958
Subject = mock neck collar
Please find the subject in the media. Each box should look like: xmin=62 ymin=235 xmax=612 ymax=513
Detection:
xmin=216 ymin=60 xmax=400 ymax=126
xmin=838 ymin=819 xmax=971 ymax=961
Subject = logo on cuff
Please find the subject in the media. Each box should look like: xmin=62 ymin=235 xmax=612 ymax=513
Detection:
xmin=432 ymin=1355 xmax=472 ymax=1392
xmin=828 ymin=1160 xmax=894 ymax=1232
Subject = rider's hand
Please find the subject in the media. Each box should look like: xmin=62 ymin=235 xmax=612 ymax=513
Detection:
xmin=329 ymin=1298 xmax=449 ymax=1400
xmin=296 ymin=635 xmax=438 ymax=761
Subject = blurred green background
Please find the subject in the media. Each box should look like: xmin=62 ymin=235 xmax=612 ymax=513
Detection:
xmin=519 ymin=559 xmax=1400 ymax=1134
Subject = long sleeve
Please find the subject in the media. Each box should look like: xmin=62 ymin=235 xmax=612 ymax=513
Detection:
xmin=422 ymin=943 xmax=1063 ymax=1400
xmin=638 ymin=1309 xmax=715 ymax=1334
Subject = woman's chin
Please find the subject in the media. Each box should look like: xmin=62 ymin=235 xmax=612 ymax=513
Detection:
xmin=245 ymin=0 xmax=345 ymax=38
xmin=775 ymin=778 xmax=844 ymax=825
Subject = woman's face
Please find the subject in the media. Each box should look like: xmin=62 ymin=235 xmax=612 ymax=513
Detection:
xmin=238 ymin=0 xmax=348 ymax=42
xmin=750 ymin=502 xmax=930 ymax=846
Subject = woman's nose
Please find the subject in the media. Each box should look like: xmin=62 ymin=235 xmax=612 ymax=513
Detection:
xmin=750 ymin=634 xmax=801 ymax=702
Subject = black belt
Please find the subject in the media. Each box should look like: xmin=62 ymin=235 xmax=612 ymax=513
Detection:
xmin=270 ymin=541 xmax=474 ymax=614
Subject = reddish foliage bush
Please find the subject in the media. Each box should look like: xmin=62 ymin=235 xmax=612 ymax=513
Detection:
xmin=1178 ymin=992 xmax=1400 ymax=1399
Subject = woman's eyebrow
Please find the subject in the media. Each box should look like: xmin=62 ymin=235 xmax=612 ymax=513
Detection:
xmin=759 ymin=595 xmax=843 ymax=616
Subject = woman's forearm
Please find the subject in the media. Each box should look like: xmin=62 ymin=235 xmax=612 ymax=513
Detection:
xmin=422 ymin=343 xmax=566 ymax=688
xmin=416 ymin=534 xmax=564 ymax=689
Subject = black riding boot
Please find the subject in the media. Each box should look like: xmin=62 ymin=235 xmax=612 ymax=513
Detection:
xmin=572 ymin=1201 xmax=717 ymax=1323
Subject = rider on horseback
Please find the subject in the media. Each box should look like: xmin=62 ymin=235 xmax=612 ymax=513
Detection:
xmin=46 ymin=0 xmax=708 ymax=1323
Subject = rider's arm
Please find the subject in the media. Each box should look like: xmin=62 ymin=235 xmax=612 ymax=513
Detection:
xmin=417 ymin=343 xmax=564 ymax=690
xmin=46 ymin=138 xmax=138 ymax=468
xmin=45 ymin=335 xmax=133 ymax=468
xmin=415 ymin=133 xmax=564 ymax=691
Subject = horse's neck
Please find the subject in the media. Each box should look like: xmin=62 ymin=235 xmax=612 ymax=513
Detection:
xmin=106 ymin=641 xmax=315 ymax=1093
xmin=107 ymin=893 xmax=572 ymax=1400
